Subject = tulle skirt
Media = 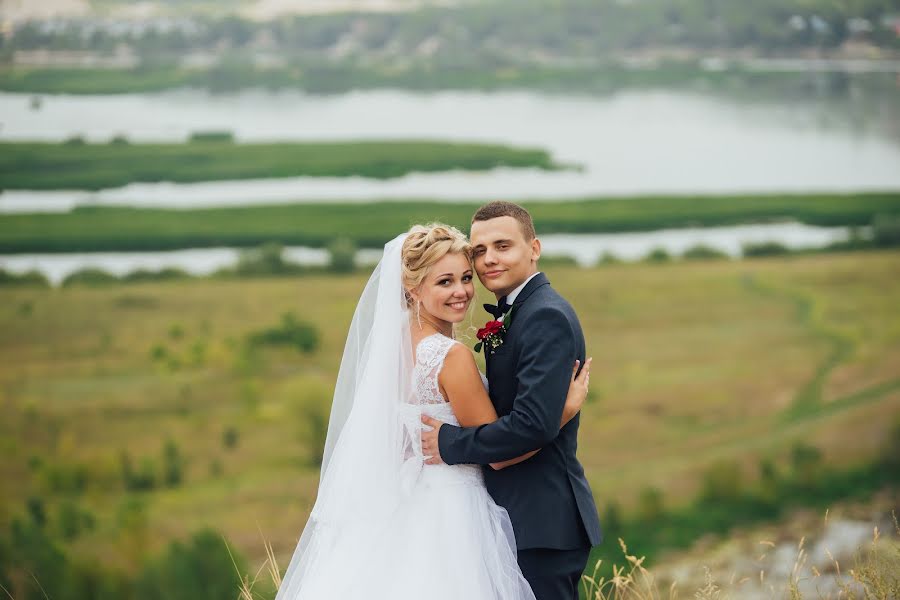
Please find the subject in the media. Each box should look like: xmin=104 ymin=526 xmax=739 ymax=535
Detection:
xmin=289 ymin=462 xmax=535 ymax=600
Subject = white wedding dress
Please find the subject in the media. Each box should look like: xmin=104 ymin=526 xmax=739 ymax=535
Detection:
xmin=281 ymin=334 xmax=534 ymax=600
xmin=273 ymin=233 xmax=534 ymax=600
xmin=355 ymin=332 xmax=535 ymax=599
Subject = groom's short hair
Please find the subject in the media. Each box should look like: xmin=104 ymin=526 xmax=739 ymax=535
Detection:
xmin=472 ymin=201 xmax=536 ymax=241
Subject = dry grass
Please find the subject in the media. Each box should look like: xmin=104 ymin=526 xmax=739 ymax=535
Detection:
xmin=231 ymin=511 xmax=898 ymax=600
xmin=575 ymin=513 xmax=898 ymax=600
xmin=1 ymin=251 xmax=898 ymax=570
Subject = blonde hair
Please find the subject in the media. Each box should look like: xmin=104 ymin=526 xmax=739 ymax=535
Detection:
xmin=401 ymin=223 xmax=472 ymax=306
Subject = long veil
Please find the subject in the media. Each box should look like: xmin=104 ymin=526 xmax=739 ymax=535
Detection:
xmin=274 ymin=232 xmax=415 ymax=599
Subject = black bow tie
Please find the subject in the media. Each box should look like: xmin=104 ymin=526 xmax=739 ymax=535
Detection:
xmin=484 ymin=297 xmax=511 ymax=319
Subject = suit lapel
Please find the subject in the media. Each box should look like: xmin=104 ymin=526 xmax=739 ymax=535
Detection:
xmin=511 ymin=272 xmax=550 ymax=310
xmin=485 ymin=272 xmax=549 ymax=385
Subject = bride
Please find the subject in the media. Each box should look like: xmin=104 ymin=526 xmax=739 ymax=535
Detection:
xmin=273 ymin=224 xmax=591 ymax=599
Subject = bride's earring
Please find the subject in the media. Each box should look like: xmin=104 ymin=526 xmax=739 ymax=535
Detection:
xmin=416 ymin=299 xmax=422 ymax=329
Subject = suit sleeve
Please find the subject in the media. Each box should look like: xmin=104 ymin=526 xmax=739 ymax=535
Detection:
xmin=438 ymin=306 xmax=576 ymax=465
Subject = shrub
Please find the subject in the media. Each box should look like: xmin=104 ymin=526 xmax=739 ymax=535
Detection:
xmin=120 ymin=451 xmax=156 ymax=491
xmin=150 ymin=344 xmax=167 ymax=362
xmin=643 ymin=247 xmax=671 ymax=263
xmin=0 ymin=269 xmax=50 ymax=287
xmin=327 ymin=237 xmax=357 ymax=273
xmin=222 ymin=427 xmax=239 ymax=450
xmin=302 ymin=400 xmax=329 ymax=467
xmin=40 ymin=461 xmax=89 ymax=494
xmin=597 ymin=251 xmax=623 ymax=265
xmin=248 ymin=312 xmax=319 ymax=354
xmin=18 ymin=300 xmax=34 ymax=316
xmin=189 ymin=340 xmax=206 ymax=367
xmin=790 ymin=442 xmax=823 ymax=489
xmin=682 ymin=244 xmax=729 ymax=260
xmin=7 ymin=514 xmax=68 ymax=598
xmin=57 ymin=499 xmax=96 ymax=541
xmin=134 ymin=529 xmax=247 ymax=600
xmin=742 ymin=241 xmax=790 ymax=257
xmin=62 ymin=268 xmax=118 ymax=287
xmin=168 ymin=323 xmax=184 ymax=340
xmin=872 ymin=213 xmax=900 ymax=247
xmin=602 ymin=502 xmax=623 ymax=538
xmin=883 ymin=420 xmax=900 ymax=471
xmin=758 ymin=457 xmax=780 ymax=505
xmin=699 ymin=459 xmax=743 ymax=503
xmin=637 ymin=487 xmax=664 ymax=522
xmin=162 ymin=439 xmax=184 ymax=488
xmin=25 ymin=496 xmax=47 ymax=528
xmin=188 ymin=130 xmax=234 ymax=143
xmin=116 ymin=495 xmax=149 ymax=568
xmin=234 ymin=242 xmax=303 ymax=276
xmin=121 ymin=267 xmax=190 ymax=282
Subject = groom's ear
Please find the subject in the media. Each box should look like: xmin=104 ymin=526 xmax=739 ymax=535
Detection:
xmin=531 ymin=237 xmax=542 ymax=263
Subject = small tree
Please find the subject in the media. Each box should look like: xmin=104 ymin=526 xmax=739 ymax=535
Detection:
xmin=602 ymin=501 xmax=623 ymax=537
xmin=637 ymin=487 xmax=664 ymax=522
xmin=162 ymin=439 xmax=184 ymax=488
xmin=236 ymin=242 xmax=288 ymax=276
xmin=134 ymin=529 xmax=246 ymax=600
xmin=699 ymin=460 xmax=742 ymax=503
xmin=328 ymin=237 xmax=357 ymax=273
xmin=872 ymin=213 xmax=900 ymax=247
xmin=790 ymin=442 xmax=823 ymax=489
xmin=682 ymin=244 xmax=729 ymax=260
xmin=643 ymin=247 xmax=671 ymax=263
xmin=222 ymin=426 xmax=240 ymax=450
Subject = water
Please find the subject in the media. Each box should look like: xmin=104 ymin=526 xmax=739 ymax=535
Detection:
xmin=0 ymin=223 xmax=858 ymax=285
xmin=1 ymin=87 xmax=899 ymax=213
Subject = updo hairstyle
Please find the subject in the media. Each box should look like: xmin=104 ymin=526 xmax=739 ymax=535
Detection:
xmin=401 ymin=223 xmax=472 ymax=306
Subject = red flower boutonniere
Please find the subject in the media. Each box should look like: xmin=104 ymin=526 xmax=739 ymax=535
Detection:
xmin=474 ymin=307 xmax=515 ymax=354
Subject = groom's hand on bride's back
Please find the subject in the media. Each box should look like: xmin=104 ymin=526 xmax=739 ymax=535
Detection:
xmin=421 ymin=415 xmax=445 ymax=465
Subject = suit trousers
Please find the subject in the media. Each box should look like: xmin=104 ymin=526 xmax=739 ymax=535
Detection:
xmin=517 ymin=547 xmax=591 ymax=600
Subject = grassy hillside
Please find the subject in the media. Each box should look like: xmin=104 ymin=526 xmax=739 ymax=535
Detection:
xmin=1 ymin=250 xmax=898 ymax=576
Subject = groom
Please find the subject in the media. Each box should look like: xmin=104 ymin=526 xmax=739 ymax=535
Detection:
xmin=421 ymin=201 xmax=602 ymax=600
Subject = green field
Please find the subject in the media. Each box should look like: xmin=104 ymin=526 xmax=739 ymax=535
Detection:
xmin=1 ymin=250 xmax=898 ymax=581
xmin=0 ymin=139 xmax=560 ymax=190
xmin=2 ymin=192 xmax=899 ymax=254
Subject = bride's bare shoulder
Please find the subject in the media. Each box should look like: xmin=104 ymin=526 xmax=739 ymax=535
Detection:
xmin=440 ymin=342 xmax=480 ymax=379
xmin=439 ymin=342 xmax=495 ymax=424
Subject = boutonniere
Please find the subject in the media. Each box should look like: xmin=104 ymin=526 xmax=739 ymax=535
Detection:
xmin=474 ymin=306 xmax=515 ymax=354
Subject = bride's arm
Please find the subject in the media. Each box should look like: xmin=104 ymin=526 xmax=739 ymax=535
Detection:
xmin=438 ymin=345 xmax=591 ymax=470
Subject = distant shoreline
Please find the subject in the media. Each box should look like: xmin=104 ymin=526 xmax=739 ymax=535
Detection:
xmin=2 ymin=61 xmax=896 ymax=96
xmin=1 ymin=192 xmax=897 ymax=254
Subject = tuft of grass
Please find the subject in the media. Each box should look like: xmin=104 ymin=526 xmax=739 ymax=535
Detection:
xmin=234 ymin=512 xmax=899 ymax=599
xmin=578 ymin=512 xmax=899 ymax=600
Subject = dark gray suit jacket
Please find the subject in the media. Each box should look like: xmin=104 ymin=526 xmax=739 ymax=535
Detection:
xmin=438 ymin=272 xmax=603 ymax=550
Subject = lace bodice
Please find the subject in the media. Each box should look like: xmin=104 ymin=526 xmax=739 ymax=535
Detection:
xmin=396 ymin=333 xmax=485 ymax=490
xmin=412 ymin=333 xmax=459 ymax=407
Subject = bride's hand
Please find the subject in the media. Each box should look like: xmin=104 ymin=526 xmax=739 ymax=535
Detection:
xmin=561 ymin=357 xmax=592 ymax=427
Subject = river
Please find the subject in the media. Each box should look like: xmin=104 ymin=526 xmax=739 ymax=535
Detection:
xmin=0 ymin=222 xmax=860 ymax=285
xmin=1 ymin=86 xmax=899 ymax=213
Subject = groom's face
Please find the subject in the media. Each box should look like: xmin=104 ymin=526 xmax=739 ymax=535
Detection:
xmin=470 ymin=216 xmax=541 ymax=298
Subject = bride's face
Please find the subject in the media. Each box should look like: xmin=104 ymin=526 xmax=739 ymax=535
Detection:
xmin=414 ymin=252 xmax=475 ymax=325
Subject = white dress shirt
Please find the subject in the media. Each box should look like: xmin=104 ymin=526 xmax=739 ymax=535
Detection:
xmin=499 ymin=271 xmax=541 ymax=321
